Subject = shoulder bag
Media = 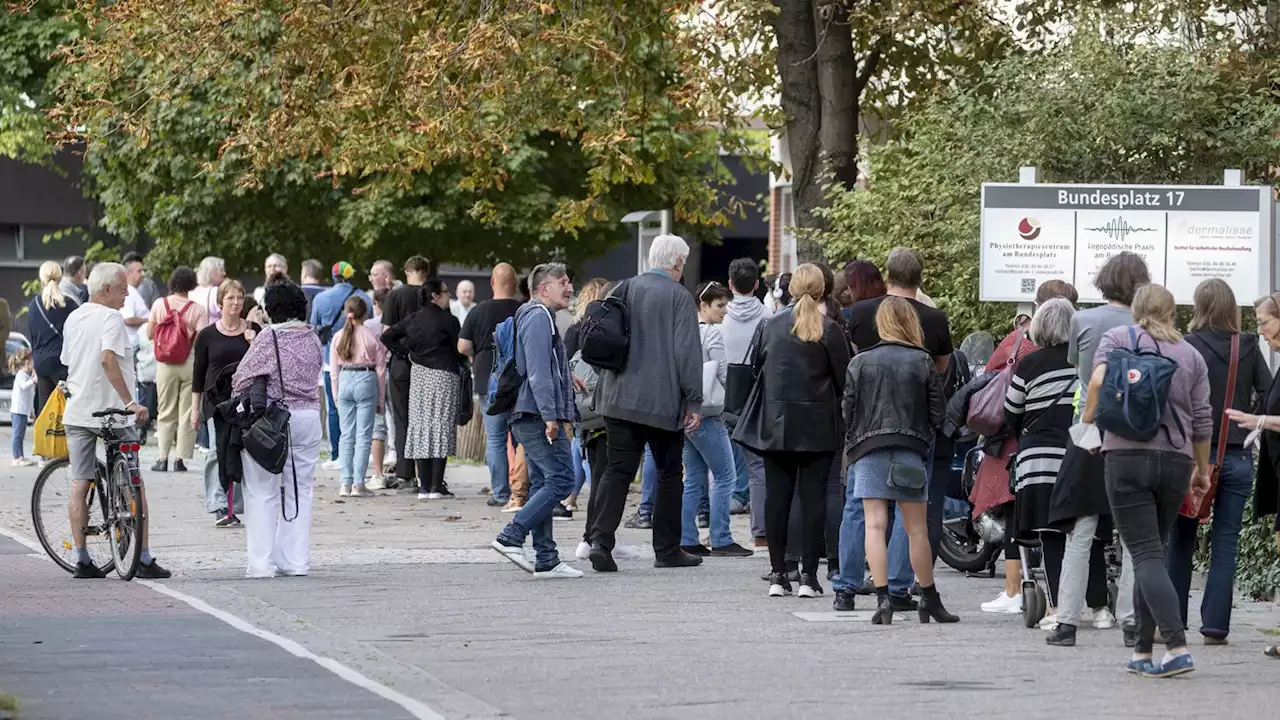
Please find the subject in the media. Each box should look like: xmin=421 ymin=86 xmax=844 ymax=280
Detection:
xmin=966 ymin=333 xmax=1026 ymax=437
xmin=724 ymin=322 xmax=763 ymax=418
xmin=240 ymin=329 xmax=300 ymax=521
xmin=1182 ymin=332 xmax=1238 ymax=520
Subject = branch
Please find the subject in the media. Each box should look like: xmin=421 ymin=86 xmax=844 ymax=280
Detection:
xmin=853 ymin=43 xmax=881 ymax=95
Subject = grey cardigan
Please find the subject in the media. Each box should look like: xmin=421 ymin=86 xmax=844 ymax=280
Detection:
xmin=596 ymin=270 xmax=703 ymax=431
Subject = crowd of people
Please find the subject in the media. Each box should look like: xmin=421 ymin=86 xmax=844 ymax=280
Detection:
xmin=20 ymin=237 xmax=1280 ymax=678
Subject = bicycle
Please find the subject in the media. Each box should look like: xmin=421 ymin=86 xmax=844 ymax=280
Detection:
xmin=31 ymin=409 xmax=146 ymax=580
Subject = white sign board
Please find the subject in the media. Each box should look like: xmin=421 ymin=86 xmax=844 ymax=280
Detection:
xmin=980 ymin=183 xmax=1272 ymax=305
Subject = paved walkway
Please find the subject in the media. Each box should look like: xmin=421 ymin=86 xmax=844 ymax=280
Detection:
xmin=3 ymin=437 xmax=1280 ymax=719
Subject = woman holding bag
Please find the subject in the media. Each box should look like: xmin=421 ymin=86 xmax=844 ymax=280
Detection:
xmin=680 ymin=282 xmax=753 ymax=558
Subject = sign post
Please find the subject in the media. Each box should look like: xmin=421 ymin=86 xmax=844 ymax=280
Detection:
xmin=980 ymin=173 xmax=1273 ymax=306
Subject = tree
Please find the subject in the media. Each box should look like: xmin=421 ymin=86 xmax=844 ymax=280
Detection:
xmin=48 ymin=1 xmax=769 ymax=274
xmin=813 ymin=30 xmax=1280 ymax=338
xmin=0 ymin=1 xmax=76 ymax=162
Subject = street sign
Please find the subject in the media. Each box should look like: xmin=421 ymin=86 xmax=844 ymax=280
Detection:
xmin=980 ymin=182 xmax=1273 ymax=305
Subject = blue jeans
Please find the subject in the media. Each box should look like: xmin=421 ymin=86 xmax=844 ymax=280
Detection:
xmin=498 ymin=419 xmax=575 ymax=570
xmin=639 ymin=445 xmax=657 ymax=516
xmin=832 ymin=460 xmax=912 ymax=595
xmin=10 ymin=413 xmax=27 ymax=459
xmin=731 ymin=440 xmax=750 ymax=506
xmin=1166 ymin=447 xmax=1252 ymax=639
xmin=336 ymin=370 xmax=378 ymax=487
xmin=681 ymin=417 xmax=736 ymax=548
xmin=571 ymin=435 xmax=588 ymax=495
xmin=323 ymin=372 xmax=340 ymax=458
xmin=481 ymin=396 xmax=511 ymax=502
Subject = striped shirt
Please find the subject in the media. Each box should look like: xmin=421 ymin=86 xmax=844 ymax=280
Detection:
xmin=1005 ymin=344 xmax=1077 ymax=490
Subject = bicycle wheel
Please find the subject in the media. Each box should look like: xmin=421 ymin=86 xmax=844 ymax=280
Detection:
xmin=31 ymin=457 xmax=114 ymax=574
xmin=105 ymin=455 xmax=143 ymax=581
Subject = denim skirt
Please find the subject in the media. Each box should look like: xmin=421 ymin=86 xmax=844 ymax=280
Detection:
xmin=852 ymin=448 xmax=928 ymax=503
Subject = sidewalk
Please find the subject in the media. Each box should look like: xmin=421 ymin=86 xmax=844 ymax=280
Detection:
xmin=4 ymin=436 xmax=1280 ymax=719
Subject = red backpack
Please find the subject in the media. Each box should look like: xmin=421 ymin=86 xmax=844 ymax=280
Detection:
xmin=154 ymin=298 xmax=195 ymax=364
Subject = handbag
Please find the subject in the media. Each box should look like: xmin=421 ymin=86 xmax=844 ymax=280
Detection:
xmin=886 ymin=457 xmax=928 ymax=494
xmin=457 ymin=359 xmax=475 ymax=426
xmin=1181 ymin=333 xmax=1239 ymax=520
xmin=967 ymin=333 xmax=1026 ymax=437
xmin=240 ymin=329 xmax=300 ymax=521
xmin=724 ymin=323 xmax=763 ymax=417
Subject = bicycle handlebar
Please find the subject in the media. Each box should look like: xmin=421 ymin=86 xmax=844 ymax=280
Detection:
xmin=91 ymin=409 xmax=134 ymax=418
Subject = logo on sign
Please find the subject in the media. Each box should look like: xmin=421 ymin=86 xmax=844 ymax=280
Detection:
xmin=1017 ymin=217 xmax=1041 ymax=240
xmin=1127 ymin=369 xmax=1142 ymax=384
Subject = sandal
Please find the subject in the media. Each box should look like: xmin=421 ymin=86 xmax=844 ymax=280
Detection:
xmin=1264 ymin=644 xmax=1280 ymax=658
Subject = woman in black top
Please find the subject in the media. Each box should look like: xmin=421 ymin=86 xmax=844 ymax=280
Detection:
xmin=382 ymin=280 xmax=462 ymax=499
xmin=190 ymin=280 xmax=259 ymax=527
xmin=27 ymin=261 xmax=78 ymax=415
xmin=1168 ymin=279 xmax=1272 ymax=643
xmin=1003 ymin=298 xmax=1077 ymax=635
xmin=734 ymin=264 xmax=849 ymax=599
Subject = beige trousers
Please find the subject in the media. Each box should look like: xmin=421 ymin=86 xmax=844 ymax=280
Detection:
xmin=156 ymin=355 xmax=195 ymax=461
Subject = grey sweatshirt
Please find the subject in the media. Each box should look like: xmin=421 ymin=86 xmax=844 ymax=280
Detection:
xmin=721 ymin=294 xmax=770 ymax=364
xmin=596 ymin=270 xmax=703 ymax=430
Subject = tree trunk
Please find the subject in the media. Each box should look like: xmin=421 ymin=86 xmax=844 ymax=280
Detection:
xmin=772 ymin=0 xmax=824 ymax=260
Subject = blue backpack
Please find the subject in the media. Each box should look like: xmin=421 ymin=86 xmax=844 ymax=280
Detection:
xmin=485 ymin=316 xmax=520 ymax=415
xmin=1094 ymin=326 xmax=1185 ymax=445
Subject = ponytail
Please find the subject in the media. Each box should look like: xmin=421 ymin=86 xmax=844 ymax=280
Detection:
xmin=336 ymin=297 xmax=367 ymax=362
xmin=792 ymin=294 xmax=823 ymax=342
xmin=38 ymin=261 xmax=65 ymax=310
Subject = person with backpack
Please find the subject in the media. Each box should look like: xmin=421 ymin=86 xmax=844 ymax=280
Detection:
xmin=561 ymin=277 xmax=607 ymax=516
xmin=381 ymin=279 xmax=461 ymax=500
xmin=147 ymin=266 xmax=209 ymax=472
xmin=28 ymin=261 xmax=78 ymax=418
xmin=191 ymin=280 xmax=257 ymax=526
xmin=1080 ymin=283 xmax=1213 ymax=678
xmin=309 ymin=261 xmax=373 ymax=471
xmin=489 ymin=263 xmax=583 ymax=578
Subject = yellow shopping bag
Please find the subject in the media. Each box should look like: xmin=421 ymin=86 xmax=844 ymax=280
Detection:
xmin=33 ymin=386 xmax=68 ymax=459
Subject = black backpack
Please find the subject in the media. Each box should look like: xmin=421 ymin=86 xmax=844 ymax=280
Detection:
xmin=578 ymin=281 xmax=630 ymax=372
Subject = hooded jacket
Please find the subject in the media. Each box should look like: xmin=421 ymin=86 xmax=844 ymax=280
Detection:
xmin=1185 ymin=329 xmax=1273 ymax=447
xmin=721 ymin=294 xmax=770 ymax=365
xmin=513 ymin=301 xmax=574 ymax=423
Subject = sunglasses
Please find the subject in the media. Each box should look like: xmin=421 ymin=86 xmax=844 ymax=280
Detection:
xmin=699 ymin=281 xmax=722 ymax=301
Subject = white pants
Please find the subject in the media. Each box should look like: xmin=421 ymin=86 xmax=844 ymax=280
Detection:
xmin=242 ymin=409 xmax=322 ymax=579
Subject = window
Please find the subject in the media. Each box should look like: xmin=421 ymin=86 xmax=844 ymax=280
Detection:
xmin=0 ymin=225 xmax=17 ymax=261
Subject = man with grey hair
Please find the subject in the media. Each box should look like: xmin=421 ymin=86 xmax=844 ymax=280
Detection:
xmin=587 ymin=234 xmax=705 ymax=572
xmin=61 ymin=263 xmax=169 ymax=579
xmin=253 ymin=253 xmax=289 ymax=306
xmin=61 ymin=254 xmax=87 ymax=305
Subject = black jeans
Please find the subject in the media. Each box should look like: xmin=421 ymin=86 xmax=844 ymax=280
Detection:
xmin=1105 ymin=450 xmax=1194 ymax=653
xmin=583 ymin=434 xmax=608 ymax=543
xmin=588 ymin=418 xmax=684 ymax=557
xmin=1039 ymin=530 xmax=1066 ymax=606
xmin=784 ymin=455 xmax=843 ymax=569
xmin=762 ymin=450 xmax=832 ymax=576
xmin=388 ymin=357 xmax=414 ymax=480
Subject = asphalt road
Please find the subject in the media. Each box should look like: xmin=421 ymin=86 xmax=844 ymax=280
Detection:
xmin=4 ymin=435 xmax=1280 ymax=719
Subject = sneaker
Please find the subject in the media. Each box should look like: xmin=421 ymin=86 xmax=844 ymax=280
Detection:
xmin=612 ymin=544 xmax=642 ymax=560
xmin=797 ymin=573 xmax=824 ymax=598
xmin=767 ymin=573 xmax=793 ymax=597
xmin=366 ymin=475 xmax=388 ymax=491
xmin=501 ymin=499 xmax=525 ymax=513
xmin=417 ymin=492 xmax=432 ymax=501
xmin=856 ymin=577 xmax=875 ymax=595
xmin=1092 ymin=607 xmax=1117 ymax=630
xmin=321 ymin=459 xmax=341 ymax=471
xmin=229 ymin=514 xmax=242 ymax=526
xmin=11 ymin=458 xmax=33 ymax=467
xmin=680 ymin=544 xmax=711 ymax=557
xmin=1046 ymin=624 xmax=1078 ymax=647
xmin=654 ymin=551 xmax=703 ymax=568
xmin=709 ymin=543 xmax=753 ymax=558
xmin=833 ymin=589 xmax=857 ymax=612
xmin=1204 ymin=636 xmax=1229 ymax=646
xmin=214 ymin=510 xmax=234 ymax=528
xmin=1123 ymin=624 xmax=1138 ymax=648
xmin=1126 ymin=658 xmax=1156 ymax=675
xmin=575 ymin=541 xmax=592 ymax=560
xmin=350 ymin=485 xmax=375 ymax=498
xmin=1039 ymin=612 xmax=1060 ymax=630
xmin=426 ymin=491 xmax=445 ymax=500
xmin=339 ymin=485 xmax=351 ymax=498
xmin=552 ymin=504 xmax=573 ymax=521
xmin=435 ymin=483 xmax=455 ymax=499
xmin=563 ymin=497 xmax=579 ymax=512
xmin=589 ymin=543 xmax=618 ymax=572
xmin=486 ymin=497 xmax=506 ymax=507
xmin=173 ymin=459 xmax=187 ymax=473
xmin=624 ymin=512 xmax=653 ymax=529
xmin=490 ymin=539 xmax=533 ymax=572
xmin=137 ymin=560 xmax=172 ymax=579
xmin=150 ymin=459 xmax=168 ymax=472
xmin=196 ymin=445 xmax=209 ymax=455
xmin=1142 ymin=653 xmax=1195 ymax=678
xmin=73 ymin=561 xmax=107 ymax=579
xmin=729 ymin=498 xmax=748 ymax=515
xmin=696 ymin=512 xmax=710 ymax=529
xmin=980 ymin=591 xmax=1023 ymax=614
xmin=534 ymin=562 xmax=584 ymax=579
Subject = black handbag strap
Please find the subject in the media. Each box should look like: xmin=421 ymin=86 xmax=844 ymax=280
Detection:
xmin=271 ymin=329 xmax=300 ymax=522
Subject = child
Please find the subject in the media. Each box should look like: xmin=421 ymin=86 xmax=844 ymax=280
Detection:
xmin=9 ymin=348 xmax=36 ymax=467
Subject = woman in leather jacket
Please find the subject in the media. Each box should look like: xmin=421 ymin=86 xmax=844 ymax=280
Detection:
xmin=733 ymin=264 xmax=849 ymax=599
xmin=842 ymin=296 xmax=957 ymax=625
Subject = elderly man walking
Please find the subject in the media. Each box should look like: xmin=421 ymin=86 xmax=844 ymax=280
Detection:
xmin=587 ymin=234 xmax=704 ymax=572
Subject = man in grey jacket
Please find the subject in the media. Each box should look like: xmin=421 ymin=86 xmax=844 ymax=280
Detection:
xmin=490 ymin=262 xmax=583 ymax=579
xmin=588 ymin=235 xmax=705 ymax=572
xmin=720 ymin=257 xmax=770 ymax=540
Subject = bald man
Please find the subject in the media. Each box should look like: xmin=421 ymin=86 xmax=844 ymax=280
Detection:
xmin=450 ymin=279 xmax=476 ymax=325
xmin=459 ymin=263 xmax=526 ymax=510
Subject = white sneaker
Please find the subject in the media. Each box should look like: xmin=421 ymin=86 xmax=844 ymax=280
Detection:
xmin=1092 ymin=607 xmax=1117 ymax=629
xmin=981 ymin=592 xmax=1023 ymax=614
xmin=11 ymin=458 xmax=33 ymax=468
xmin=417 ymin=492 xmax=431 ymax=501
xmin=613 ymin=544 xmax=641 ymax=560
xmin=350 ymin=485 xmax=374 ymax=497
xmin=426 ymin=491 xmax=445 ymax=500
xmin=321 ymin=459 xmax=341 ymax=471
xmin=490 ymin=540 xmax=533 ymax=572
xmin=366 ymin=475 xmax=388 ymax=490
xmin=575 ymin=541 xmax=592 ymax=560
xmin=534 ymin=562 xmax=584 ymax=579
xmin=338 ymin=486 xmax=351 ymax=498
xmin=1039 ymin=612 xmax=1059 ymax=630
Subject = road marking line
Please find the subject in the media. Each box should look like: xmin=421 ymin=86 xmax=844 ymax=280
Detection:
xmin=137 ymin=580 xmax=447 ymax=720
xmin=1 ymin=524 xmax=446 ymax=720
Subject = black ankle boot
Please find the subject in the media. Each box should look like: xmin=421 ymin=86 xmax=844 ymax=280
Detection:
xmin=871 ymin=586 xmax=893 ymax=625
xmin=917 ymin=584 xmax=960 ymax=624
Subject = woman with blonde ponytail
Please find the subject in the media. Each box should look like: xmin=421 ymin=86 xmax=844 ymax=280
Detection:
xmin=27 ymin=261 xmax=80 ymax=414
xmin=733 ymin=263 xmax=851 ymax=598
xmin=329 ymin=295 xmax=387 ymax=497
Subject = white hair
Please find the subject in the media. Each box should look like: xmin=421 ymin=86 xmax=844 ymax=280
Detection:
xmin=1030 ymin=297 xmax=1075 ymax=347
xmin=87 ymin=262 xmax=127 ymax=298
xmin=197 ymin=256 xmax=225 ymax=286
xmin=266 ymin=253 xmax=287 ymax=269
xmin=648 ymin=234 xmax=689 ymax=271
xmin=456 ymin=279 xmax=475 ymax=291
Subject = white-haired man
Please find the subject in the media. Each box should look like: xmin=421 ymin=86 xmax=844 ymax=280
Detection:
xmin=62 ymin=263 xmax=169 ymax=579
xmin=451 ymin=279 xmax=476 ymax=325
xmin=253 ymin=253 xmax=289 ymax=307
xmin=587 ymin=234 xmax=704 ymax=572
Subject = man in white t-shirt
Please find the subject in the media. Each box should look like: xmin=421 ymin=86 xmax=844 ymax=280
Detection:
xmin=120 ymin=251 xmax=150 ymax=347
xmin=61 ymin=262 xmax=170 ymax=580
